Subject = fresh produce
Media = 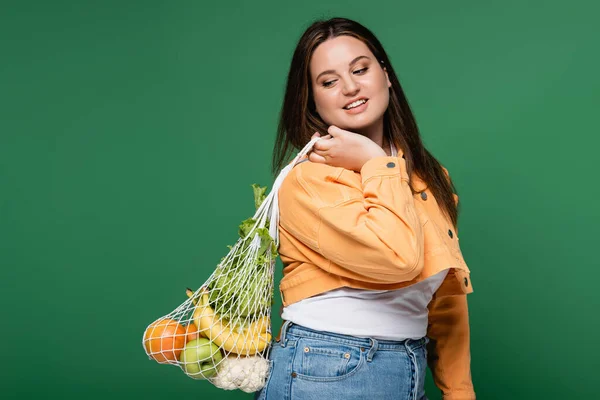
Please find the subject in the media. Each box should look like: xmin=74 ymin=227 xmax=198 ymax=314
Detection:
xmin=143 ymin=182 xmax=275 ymax=388
xmin=143 ymin=318 xmax=186 ymax=364
xmin=207 ymin=184 xmax=276 ymax=320
xmin=188 ymin=289 xmax=271 ymax=356
xmin=251 ymin=184 xmax=267 ymax=211
xmin=179 ymin=338 xmax=223 ymax=379
xmin=211 ymin=356 xmax=271 ymax=393
xmin=184 ymin=322 xmax=201 ymax=342
xmin=208 ymin=260 xmax=271 ymax=318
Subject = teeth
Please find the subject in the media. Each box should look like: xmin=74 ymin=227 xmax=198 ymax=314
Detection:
xmin=345 ymin=99 xmax=366 ymax=109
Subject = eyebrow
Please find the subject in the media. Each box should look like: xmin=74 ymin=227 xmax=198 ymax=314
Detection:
xmin=315 ymin=55 xmax=371 ymax=81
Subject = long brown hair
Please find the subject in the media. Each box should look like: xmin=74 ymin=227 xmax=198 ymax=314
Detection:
xmin=272 ymin=17 xmax=459 ymax=227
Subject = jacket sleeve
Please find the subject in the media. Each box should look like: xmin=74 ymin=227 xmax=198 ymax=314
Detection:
xmin=279 ymin=156 xmax=425 ymax=284
xmin=426 ymin=294 xmax=476 ymax=400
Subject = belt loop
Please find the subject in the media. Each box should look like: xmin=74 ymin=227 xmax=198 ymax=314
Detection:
xmin=366 ymin=338 xmax=378 ymax=362
xmin=280 ymin=320 xmax=292 ymax=348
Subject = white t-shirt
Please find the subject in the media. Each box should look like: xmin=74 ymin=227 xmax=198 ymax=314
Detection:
xmin=282 ymin=270 xmax=449 ymax=341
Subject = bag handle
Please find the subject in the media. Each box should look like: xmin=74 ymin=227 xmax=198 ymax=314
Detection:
xmin=253 ymin=136 xmax=395 ymax=245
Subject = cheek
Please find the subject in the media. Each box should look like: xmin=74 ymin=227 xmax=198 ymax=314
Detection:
xmin=365 ymin=69 xmax=388 ymax=91
xmin=373 ymin=92 xmax=390 ymax=118
xmin=377 ymin=72 xmax=390 ymax=91
xmin=380 ymin=89 xmax=390 ymax=108
xmin=374 ymin=76 xmax=390 ymax=107
xmin=313 ymin=91 xmax=337 ymax=118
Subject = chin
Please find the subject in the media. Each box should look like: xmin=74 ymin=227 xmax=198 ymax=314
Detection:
xmin=337 ymin=112 xmax=384 ymax=132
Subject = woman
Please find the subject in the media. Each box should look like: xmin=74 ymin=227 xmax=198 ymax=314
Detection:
xmin=257 ymin=17 xmax=475 ymax=400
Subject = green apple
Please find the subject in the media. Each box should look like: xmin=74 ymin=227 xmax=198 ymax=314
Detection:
xmin=179 ymin=338 xmax=223 ymax=379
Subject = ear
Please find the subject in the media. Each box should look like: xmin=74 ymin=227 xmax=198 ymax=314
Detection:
xmin=383 ymin=67 xmax=391 ymax=88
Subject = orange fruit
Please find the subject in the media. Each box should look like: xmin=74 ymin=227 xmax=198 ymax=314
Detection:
xmin=143 ymin=318 xmax=186 ymax=364
xmin=184 ymin=323 xmax=200 ymax=342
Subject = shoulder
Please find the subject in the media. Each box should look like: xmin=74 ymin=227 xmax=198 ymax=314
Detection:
xmin=279 ymin=160 xmax=361 ymax=208
xmin=282 ymin=160 xmax=343 ymax=189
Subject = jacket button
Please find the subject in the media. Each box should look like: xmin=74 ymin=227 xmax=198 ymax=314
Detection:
xmin=291 ymin=372 xmax=297 ymax=378
xmin=448 ymin=229 xmax=453 ymax=238
xmin=420 ymin=192 xmax=427 ymax=200
xmin=386 ymin=162 xmax=396 ymax=168
xmin=464 ymin=277 xmax=469 ymax=287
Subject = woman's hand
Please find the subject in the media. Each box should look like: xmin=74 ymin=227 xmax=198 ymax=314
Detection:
xmin=308 ymin=125 xmax=387 ymax=171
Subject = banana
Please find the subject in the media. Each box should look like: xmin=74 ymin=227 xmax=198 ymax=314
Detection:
xmin=186 ymin=288 xmax=271 ymax=356
xmin=184 ymin=288 xmax=208 ymax=338
xmin=185 ymin=288 xmax=196 ymax=304
xmin=187 ymin=288 xmax=210 ymax=338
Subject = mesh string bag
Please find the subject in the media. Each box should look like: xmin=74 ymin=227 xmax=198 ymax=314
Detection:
xmin=142 ymin=137 xmax=320 ymax=393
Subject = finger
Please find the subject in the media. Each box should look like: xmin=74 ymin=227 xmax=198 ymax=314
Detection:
xmin=328 ymin=125 xmax=357 ymax=137
xmin=313 ymin=149 xmax=328 ymax=157
xmin=311 ymin=132 xmax=321 ymax=139
xmin=308 ymin=151 xmax=327 ymax=163
xmin=327 ymin=125 xmax=345 ymax=136
xmin=313 ymin=138 xmax=334 ymax=151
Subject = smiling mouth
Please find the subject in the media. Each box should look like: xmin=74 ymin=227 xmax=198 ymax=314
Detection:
xmin=343 ymin=99 xmax=368 ymax=110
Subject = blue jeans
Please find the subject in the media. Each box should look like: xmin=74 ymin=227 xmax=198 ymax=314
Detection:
xmin=255 ymin=321 xmax=429 ymax=400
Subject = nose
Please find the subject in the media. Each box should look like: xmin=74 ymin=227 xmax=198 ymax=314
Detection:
xmin=341 ymin=75 xmax=359 ymax=96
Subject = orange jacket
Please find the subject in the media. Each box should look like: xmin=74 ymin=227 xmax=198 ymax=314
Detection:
xmin=277 ymin=154 xmax=475 ymax=400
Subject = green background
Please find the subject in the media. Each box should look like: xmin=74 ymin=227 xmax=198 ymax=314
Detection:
xmin=1 ymin=1 xmax=598 ymax=399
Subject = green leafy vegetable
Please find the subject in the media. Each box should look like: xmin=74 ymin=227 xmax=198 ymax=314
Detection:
xmin=252 ymin=184 xmax=268 ymax=211
xmin=208 ymin=184 xmax=277 ymax=321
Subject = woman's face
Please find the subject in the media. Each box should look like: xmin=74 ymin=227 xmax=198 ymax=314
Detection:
xmin=309 ymin=36 xmax=391 ymax=132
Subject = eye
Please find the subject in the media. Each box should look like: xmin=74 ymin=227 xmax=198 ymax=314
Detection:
xmin=322 ymin=80 xmax=337 ymax=88
xmin=353 ymin=67 xmax=368 ymax=75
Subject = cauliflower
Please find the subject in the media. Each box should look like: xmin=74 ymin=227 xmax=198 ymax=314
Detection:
xmin=210 ymin=356 xmax=271 ymax=393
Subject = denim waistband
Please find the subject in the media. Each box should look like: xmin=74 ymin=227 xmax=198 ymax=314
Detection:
xmin=278 ymin=320 xmax=428 ymax=357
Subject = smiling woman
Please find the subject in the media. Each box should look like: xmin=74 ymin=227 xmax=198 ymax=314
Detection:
xmin=260 ymin=17 xmax=476 ymax=400
xmin=310 ymin=39 xmax=392 ymax=136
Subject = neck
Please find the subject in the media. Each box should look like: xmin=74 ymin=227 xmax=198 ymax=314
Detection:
xmin=359 ymin=117 xmax=390 ymax=156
